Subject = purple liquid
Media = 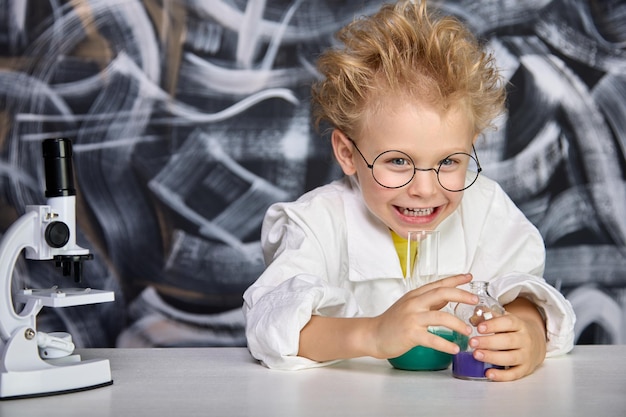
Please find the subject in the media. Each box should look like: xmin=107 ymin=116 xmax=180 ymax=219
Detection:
xmin=452 ymin=352 xmax=497 ymax=380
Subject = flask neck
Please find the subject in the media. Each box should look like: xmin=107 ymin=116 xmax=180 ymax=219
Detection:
xmin=469 ymin=281 xmax=490 ymax=296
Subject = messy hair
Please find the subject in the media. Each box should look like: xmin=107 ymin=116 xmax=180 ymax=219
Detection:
xmin=311 ymin=0 xmax=505 ymax=137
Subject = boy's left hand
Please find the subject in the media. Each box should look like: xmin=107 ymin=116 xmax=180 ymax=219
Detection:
xmin=468 ymin=297 xmax=547 ymax=382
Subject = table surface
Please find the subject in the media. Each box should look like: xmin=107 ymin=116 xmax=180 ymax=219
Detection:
xmin=1 ymin=345 xmax=625 ymax=417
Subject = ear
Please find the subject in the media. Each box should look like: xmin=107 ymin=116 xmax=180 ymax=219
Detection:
xmin=331 ymin=129 xmax=357 ymax=176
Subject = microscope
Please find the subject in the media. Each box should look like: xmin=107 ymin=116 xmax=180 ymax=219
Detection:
xmin=0 ymin=138 xmax=114 ymax=400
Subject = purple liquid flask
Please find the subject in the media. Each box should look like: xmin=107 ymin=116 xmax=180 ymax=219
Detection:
xmin=452 ymin=281 xmax=504 ymax=380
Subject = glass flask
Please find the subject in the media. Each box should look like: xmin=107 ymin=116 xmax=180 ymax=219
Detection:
xmin=452 ymin=281 xmax=505 ymax=380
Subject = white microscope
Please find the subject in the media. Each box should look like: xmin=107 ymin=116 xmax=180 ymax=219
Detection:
xmin=0 ymin=138 xmax=114 ymax=400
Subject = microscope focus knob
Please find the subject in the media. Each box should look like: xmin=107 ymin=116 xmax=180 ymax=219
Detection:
xmin=45 ymin=221 xmax=70 ymax=248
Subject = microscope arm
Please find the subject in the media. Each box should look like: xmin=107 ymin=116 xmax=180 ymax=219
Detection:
xmin=0 ymin=210 xmax=40 ymax=344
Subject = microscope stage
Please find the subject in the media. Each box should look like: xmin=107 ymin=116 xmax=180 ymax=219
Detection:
xmin=15 ymin=288 xmax=114 ymax=308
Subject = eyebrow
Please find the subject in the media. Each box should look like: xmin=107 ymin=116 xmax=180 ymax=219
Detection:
xmin=349 ymin=136 xmax=473 ymax=160
xmin=399 ymin=146 xmax=474 ymax=160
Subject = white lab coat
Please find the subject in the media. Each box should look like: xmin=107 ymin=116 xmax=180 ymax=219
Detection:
xmin=243 ymin=175 xmax=575 ymax=370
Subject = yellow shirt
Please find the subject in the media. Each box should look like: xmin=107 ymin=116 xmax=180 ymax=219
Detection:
xmin=391 ymin=231 xmax=417 ymax=278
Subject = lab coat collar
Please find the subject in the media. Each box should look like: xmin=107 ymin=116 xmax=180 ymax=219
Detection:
xmin=343 ymin=176 xmax=467 ymax=282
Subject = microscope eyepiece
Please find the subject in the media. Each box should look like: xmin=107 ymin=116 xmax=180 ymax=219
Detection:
xmin=42 ymin=138 xmax=76 ymax=198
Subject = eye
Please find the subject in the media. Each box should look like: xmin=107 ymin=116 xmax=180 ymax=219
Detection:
xmin=376 ymin=151 xmax=414 ymax=171
xmin=440 ymin=157 xmax=456 ymax=166
xmin=390 ymin=157 xmax=410 ymax=166
xmin=439 ymin=156 xmax=461 ymax=171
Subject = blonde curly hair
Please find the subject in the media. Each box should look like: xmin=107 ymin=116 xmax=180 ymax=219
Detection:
xmin=311 ymin=0 xmax=505 ymax=138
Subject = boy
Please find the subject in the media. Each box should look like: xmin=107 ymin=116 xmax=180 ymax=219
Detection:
xmin=243 ymin=0 xmax=575 ymax=381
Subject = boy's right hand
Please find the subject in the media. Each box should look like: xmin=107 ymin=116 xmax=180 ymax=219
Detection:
xmin=368 ymin=273 xmax=478 ymax=359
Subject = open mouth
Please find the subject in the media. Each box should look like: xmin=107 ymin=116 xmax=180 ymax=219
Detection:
xmin=398 ymin=207 xmax=435 ymax=217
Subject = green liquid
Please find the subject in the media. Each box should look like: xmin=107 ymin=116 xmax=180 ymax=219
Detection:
xmin=388 ymin=328 xmax=456 ymax=371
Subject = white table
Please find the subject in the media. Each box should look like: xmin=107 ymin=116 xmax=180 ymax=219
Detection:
xmin=1 ymin=346 xmax=625 ymax=417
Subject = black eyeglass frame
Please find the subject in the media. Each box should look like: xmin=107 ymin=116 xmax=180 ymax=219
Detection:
xmin=348 ymin=138 xmax=482 ymax=192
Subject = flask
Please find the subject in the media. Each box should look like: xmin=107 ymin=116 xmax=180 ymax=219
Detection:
xmin=452 ymin=281 xmax=504 ymax=380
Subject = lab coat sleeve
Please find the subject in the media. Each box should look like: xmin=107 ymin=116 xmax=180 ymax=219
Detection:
xmin=243 ymin=274 xmax=359 ymax=370
xmin=488 ymin=273 xmax=576 ymax=356
xmin=467 ymin=180 xmax=575 ymax=356
xmin=243 ymin=195 xmax=360 ymax=370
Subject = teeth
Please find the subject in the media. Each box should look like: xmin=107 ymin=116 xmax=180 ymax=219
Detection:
xmin=402 ymin=207 xmax=434 ymax=217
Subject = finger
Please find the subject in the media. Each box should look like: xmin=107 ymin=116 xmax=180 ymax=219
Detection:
xmin=485 ymin=365 xmax=526 ymax=382
xmin=432 ymin=273 xmax=474 ymax=288
xmin=409 ymin=286 xmax=479 ymax=310
xmin=419 ymin=331 xmax=462 ymax=355
xmin=470 ymin=331 xmax=524 ymax=352
xmin=402 ymin=313 xmax=472 ymax=350
xmin=418 ymin=311 xmax=473 ymax=337
xmin=480 ymin=347 xmax=537 ymax=382
xmin=463 ymin=353 xmax=517 ymax=382
xmin=476 ymin=314 xmax=520 ymax=335
xmin=409 ymin=274 xmax=473 ymax=296
xmin=473 ymin=346 xmax=522 ymax=368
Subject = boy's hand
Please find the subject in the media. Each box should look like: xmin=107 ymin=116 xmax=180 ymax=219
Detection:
xmin=468 ymin=297 xmax=547 ymax=381
xmin=369 ymin=274 xmax=477 ymax=359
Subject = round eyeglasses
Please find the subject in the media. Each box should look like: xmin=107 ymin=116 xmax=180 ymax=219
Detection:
xmin=349 ymin=138 xmax=482 ymax=192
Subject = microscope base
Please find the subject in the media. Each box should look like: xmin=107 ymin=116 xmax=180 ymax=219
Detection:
xmin=0 ymin=325 xmax=113 ymax=400
xmin=0 ymin=358 xmax=113 ymax=400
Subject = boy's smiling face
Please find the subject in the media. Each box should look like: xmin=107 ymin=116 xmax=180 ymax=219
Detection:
xmin=333 ymin=100 xmax=477 ymax=238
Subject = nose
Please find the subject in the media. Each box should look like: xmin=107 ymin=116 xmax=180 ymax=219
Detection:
xmin=406 ymin=168 xmax=439 ymax=196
